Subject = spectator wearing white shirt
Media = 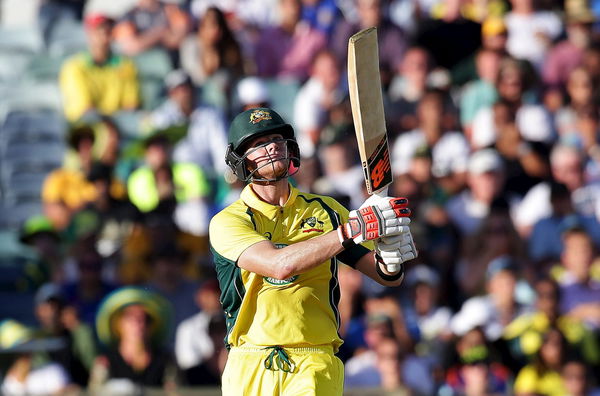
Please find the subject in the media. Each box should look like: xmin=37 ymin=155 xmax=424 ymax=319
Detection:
xmin=392 ymin=90 xmax=469 ymax=180
xmin=504 ymin=0 xmax=563 ymax=69
xmin=293 ymin=49 xmax=344 ymax=158
xmin=514 ymin=144 xmax=600 ymax=236
xmin=447 ymin=149 xmax=519 ymax=236
xmin=147 ymin=69 xmax=229 ymax=178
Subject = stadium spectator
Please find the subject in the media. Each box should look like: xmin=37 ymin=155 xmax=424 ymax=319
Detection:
xmin=145 ymin=243 xmax=199 ymax=339
xmin=175 ymin=279 xmax=227 ymax=386
xmin=387 ymin=47 xmax=433 ymax=133
xmin=556 ymin=228 xmax=600 ymax=329
xmin=42 ymin=125 xmax=98 ymax=231
xmin=61 ymin=248 xmax=116 ymax=327
xmin=113 ymin=0 xmax=190 ymax=57
xmin=127 ymin=131 xmax=211 ymax=236
xmin=504 ymin=0 xmax=562 ymax=69
xmin=542 ymin=0 xmax=595 ymax=89
xmin=146 ymin=69 xmax=229 ymax=178
xmin=293 ymin=49 xmax=344 ymax=157
xmin=503 ymin=277 xmax=600 ymax=368
xmin=514 ymin=144 xmax=600 ymax=235
xmin=528 ymin=182 xmax=600 ymax=263
xmin=59 ymin=13 xmax=140 ymax=122
xmin=38 ymin=0 xmax=86 ymax=45
xmin=513 ymin=327 xmax=569 ymax=396
xmin=561 ymin=358 xmax=600 ymax=396
xmin=19 ymin=215 xmax=64 ymax=285
xmin=392 ymin=90 xmax=470 ymax=181
xmin=460 ymin=49 xmax=501 ymax=132
xmin=180 ymin=6 xmax=244 ymax=86
xmin=446 ymin=149 xmax=514 ymax=236
xmin=451 ymin=256 xmax=529 ymax=342
xmin=233 ymin=75 xmax=271 ymax=112
xmin=300 ymin=0 xmax=341 ymax=37
xmin=34 ymin=283 xmax=97 ymax=387
xmin=90 ymin=287 xmax=175 ymax=392
xmin=254 ymin=0 xmax=327 ymax=80
xmin=0 ymin=319 xmax=73 ymax=395
xmin=331 ymin=0 xmax=407 ymax=84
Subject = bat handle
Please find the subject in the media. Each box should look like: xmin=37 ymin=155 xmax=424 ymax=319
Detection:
xmin=373 ymin=188 xmax=401 ymax=273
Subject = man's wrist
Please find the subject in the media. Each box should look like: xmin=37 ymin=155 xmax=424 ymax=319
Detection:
xmin=374 ymin=253 xmax=404 ymax=281
xmin=337 ymin=225 xmax=356 ymax=250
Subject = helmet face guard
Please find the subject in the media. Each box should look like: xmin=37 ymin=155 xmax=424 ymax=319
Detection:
xmin=226 ymin=137 xmax=300 ymax=182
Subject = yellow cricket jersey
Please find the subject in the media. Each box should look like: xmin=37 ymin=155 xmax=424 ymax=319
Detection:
xmin=209 ymin=184 xmax=370 ymax=352
xmin=59 ymin=52 xmax=140 ymax=122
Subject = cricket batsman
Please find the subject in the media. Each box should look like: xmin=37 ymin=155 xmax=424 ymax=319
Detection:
xmin=209 ymin=107 xmax=417 ymax=395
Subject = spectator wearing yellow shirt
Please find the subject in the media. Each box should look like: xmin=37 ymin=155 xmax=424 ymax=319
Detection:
xmin=59 ymin=13 xmax=140 ymax=122
xmin=514 ymin=327 xmax=569 ymax=396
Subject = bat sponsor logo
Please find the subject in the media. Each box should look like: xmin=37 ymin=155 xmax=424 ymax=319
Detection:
xmin=249 ymin=109 xmax=272 ymax=124
xmin=365 ymin=135 xmax=392 ymax=193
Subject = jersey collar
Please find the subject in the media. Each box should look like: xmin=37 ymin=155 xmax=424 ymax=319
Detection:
xmin=241 ymin=183 xmax=299 ymax=220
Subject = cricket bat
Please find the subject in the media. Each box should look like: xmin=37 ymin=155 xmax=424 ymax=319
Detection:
xmin=347 ymin=27 xmax=393 ymax=197
xmin=348 ymin=27 xmax=399 ymax=271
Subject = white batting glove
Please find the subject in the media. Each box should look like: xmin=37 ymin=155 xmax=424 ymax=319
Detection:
xmin=337 ymin=196 xmax=411 ymax=247
xmin=375 ymin=232 xmax=418 ymax=273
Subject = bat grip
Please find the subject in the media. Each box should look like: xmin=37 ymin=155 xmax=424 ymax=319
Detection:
xmin=372 ymin=188 xmax=401 ymax=273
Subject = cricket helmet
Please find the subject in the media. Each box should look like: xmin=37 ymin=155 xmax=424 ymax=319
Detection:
xmin=226 ymin=108 xmax=300 ymax=182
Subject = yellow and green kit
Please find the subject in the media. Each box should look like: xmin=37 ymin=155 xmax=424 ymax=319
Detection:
xmin=209 ymin=184 xmax=370 ymax=395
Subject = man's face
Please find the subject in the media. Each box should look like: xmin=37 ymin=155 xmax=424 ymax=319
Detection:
xmin=244 ymin=133 xmax=289 ymax=179
xmin=87 ymin=24 xmax=112 ymax=56
xmin=552 ymin=153 xmax=583 ymax=191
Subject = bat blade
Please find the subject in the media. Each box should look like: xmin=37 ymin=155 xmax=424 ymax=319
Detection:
xmin=347 ymin=27 xmax=392 ymax=196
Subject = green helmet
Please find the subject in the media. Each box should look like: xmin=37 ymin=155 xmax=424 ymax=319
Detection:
xmin=225 ymin=108 xmax=300 ymax=181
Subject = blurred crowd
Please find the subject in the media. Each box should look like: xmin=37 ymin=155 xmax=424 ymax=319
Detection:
xmin=1 ymin=0 xmax=600 ymax=394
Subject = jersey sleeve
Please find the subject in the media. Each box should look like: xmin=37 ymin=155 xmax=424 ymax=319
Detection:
xmin=321 ymin=196 xmax=372 ymax=268
xmin=209 ymin=206 xmax=268 ymax=264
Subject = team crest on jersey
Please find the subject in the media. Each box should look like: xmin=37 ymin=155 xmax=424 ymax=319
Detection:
xmin=300 ymin=216 xmax=325 ymax=233
xmin=249 ymin=109 xmax=272 ymax=124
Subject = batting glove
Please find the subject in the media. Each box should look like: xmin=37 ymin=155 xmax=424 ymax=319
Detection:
xmin=338 ymin=196 xmax=411 ymax=248
xmin=375 ymin=233 xmax=418 ymax=273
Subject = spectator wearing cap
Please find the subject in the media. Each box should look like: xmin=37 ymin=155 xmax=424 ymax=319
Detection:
xmin=90 ymin=287 xmax=175 ymax=392
xmin=254 ymin=0 xmax=327 ymax=81
xmin=127 ymin=130 xmax=211 ymax=236
xmin=34 ymin=283 xmax=97 ymax=387
xmin=0 ymin=319 xmax=72 ymax=395
xmin=514 ymin=144 xmax=600 ymax=236
xmin=451 ymin=256 xmax=529 ymax=342
xmin=529 ymin=182 xmax=600 ymax=263
xmin=179 ymin=6 xmax=244 ymax=86
xmin=146 ymin=69 xmax=229 ymax=180
xmin=293 ymin=49 xmax=344 ymax=158
xmin=446 ymin=149 xmax=514 ymax=236
xmin=392 ymin=90 xmax=469 ymax=183
xmin=234 ymin=76 xmax=271 ymax=112
xmin=542 ymin=0 xmax=596 ymax=89
xmin=19 ymin=215 xmax=63 ymax=285
xmin=59 ymin=13 xmax=140 ymax=122
xmin=175 ymin=279 xmax=227 ymax=386
xmin=113 ymin=0 xmax=190 ymax=57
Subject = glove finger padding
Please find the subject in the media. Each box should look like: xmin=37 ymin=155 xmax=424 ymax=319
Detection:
xmin=375 ymin=232 xmax=418 ymax=270
xmin=345 ymin=197 xmax=411 ymax=244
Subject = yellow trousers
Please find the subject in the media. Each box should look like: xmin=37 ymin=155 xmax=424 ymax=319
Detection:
xmin=221 ymin=345 xmax=344 ymax=396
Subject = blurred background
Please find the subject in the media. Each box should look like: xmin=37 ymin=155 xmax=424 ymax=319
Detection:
xmin=0 ymin=0 xmax=599 ymax=395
